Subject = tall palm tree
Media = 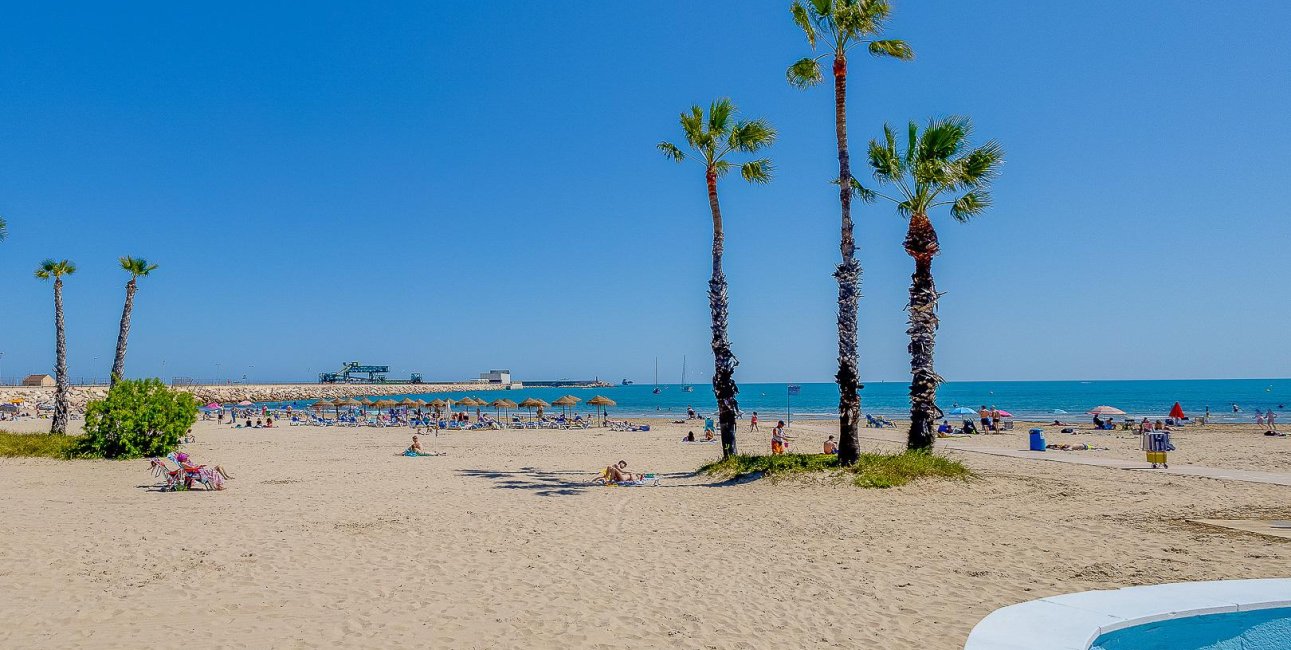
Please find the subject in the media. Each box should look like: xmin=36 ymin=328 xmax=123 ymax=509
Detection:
xmin=858 ymin=117 xmax=1003 ymax=450
xmin=0 ymin=216 xmax=7 ymax=243
xmin=659 ymin=99 xmax=775 ymax=458
xmin=110 ymin=257 xmax=158 ymax=386
xmin=788 ymin=0 xmax=913 ymax=466
xmin=35 ymin=259 xmax=77 ymax=434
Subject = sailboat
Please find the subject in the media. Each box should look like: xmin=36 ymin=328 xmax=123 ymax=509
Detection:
xmin=681 ymin=355 xmax=694 ymax=392
xmin=652 ymin=357 xmax=662 ymax=394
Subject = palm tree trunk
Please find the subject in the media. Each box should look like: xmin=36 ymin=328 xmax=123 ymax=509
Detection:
xmin=110 ymin=277 xmax=136 ymax=387
xmin=905 ymin=213 xmax=943 ymax=451
xmin=706 ymin=167 xmax=739 ymax=458
xmin=832 ymin=52 xmax=862 ymax=466
xmin=51 ymin=277 xmax=70 ymax=434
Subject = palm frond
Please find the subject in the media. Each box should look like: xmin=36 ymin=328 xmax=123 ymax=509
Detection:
xmin=711 ymin=160 xmax=734 ymax=178
xmin=791 ymin=1 xmax=817 ymax=47
xmin=680 ymin=106 xmax=706 ymax=150
xmin=950 ymin=191 xmax=992 ymax=222
xmin=956 ymin=140 xmax=1004 ymax=188
xmin=728 ymin=118 xmax=777 ymax=153
xmin=868 ymin=39 xmax=913 ymax=59
xmin=867 ymin=125 xmax=903 ymax=182
xmin=917 ymin=116 xmax=970 ymax=166
xmin=658 ymin=142 xmax=686 ymax=162
xmin=809 ymin=0 xmax=833 ymax=19
xmin=119 ymin=256 xmax=157 ymax=276
xmin=35 ymin=258 xmax=75 ymax=279
xmin=787 ymin=57 xmax=824 ymax=89
xmin=850 ymin=177 xmax=877 ymax=203
xmin=708 ymin=98 xmax=735 ymax=136
xmin=740 ymin=159 xmax=773 ymax=184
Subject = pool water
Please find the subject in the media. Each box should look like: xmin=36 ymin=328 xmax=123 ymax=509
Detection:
xmin=1091 ymin=607 xmax=1291 ymax=649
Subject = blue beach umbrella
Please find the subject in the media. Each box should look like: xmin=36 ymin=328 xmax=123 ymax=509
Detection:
xmin=949 ymin=407 xmax=977 ymax=416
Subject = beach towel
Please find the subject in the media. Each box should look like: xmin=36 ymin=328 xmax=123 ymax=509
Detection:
xmin=610 ymin=474 xmax=660 ymax=487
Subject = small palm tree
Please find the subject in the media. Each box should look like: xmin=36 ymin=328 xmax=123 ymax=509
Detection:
xmin=788 ymin=0 xmax=912 ymax=466
xmin=35 ymin=259 xmax=77 ymax=434
xmin=858 ymin=117 xmax=1003 ymax=450
xmin=110 ymin=257 xmax=159 ymax=386
xmin=0 ymin=216 xmax=8 ymax=243
xmin=659 ymin=99 xmax=775 ymax=458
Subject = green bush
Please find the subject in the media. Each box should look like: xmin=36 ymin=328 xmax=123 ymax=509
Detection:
xmin=76 ymin=378 xmax=198 ymax=459
xmin=0 ymin=431 xmax=81 ymax=458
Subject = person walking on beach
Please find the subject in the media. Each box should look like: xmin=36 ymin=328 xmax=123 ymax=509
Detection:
xmin=750 ymin=411 xmax=759 ymax=431
xmin=1269 ymin=410 xmax=1279 ymax=432
xmin=979 ymin=406 xmax=990 ymax=433
xmin=770 ymin=421 xmax=788 ymax=455
xmin=1256 ymin=410 xmax=1266 ymax=426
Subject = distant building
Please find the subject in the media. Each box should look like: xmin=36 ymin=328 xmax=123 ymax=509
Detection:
xmin=479 ymin=370 xmax=511 ymax=384
xmin=22 ymin=374 xmax=54 ymax=387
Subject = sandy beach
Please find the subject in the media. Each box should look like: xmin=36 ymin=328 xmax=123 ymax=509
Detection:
xmin=2 ymin=417 xmax=1289 ymax=648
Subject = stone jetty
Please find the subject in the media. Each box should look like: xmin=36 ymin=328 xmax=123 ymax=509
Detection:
xmin=0 ymin=382 xmax=508 ymax=411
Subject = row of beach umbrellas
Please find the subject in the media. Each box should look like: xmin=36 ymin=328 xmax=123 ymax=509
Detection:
xmin=948 ymin=404 xmax=1186 ymax=419
xmin=292 ymin=394 xmax=620 ymax=422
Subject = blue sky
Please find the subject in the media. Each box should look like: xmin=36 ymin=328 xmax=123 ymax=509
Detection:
xmin=1 ymin=1 xmax=1288 ymax=384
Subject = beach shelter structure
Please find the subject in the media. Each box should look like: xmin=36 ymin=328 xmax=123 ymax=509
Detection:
xmin=1169 ymin=402 xmax=1186 ymax=419
xmin=552 ymin=395 xmax=580 ymax=417
xmin=489 ymin=398 xmax=517 ymax=421
xmin=518 ymin=397 xmax=549 ymax=419
xmin=1087 ymin=405 xmax=1126 ymax=416
xmin=237 ymin=400 xmax=254 ymax=407
xmin=586 ymin=395 xmax=616 ymax=426
xmin=361 ymin=397 xmax=374 ymax=406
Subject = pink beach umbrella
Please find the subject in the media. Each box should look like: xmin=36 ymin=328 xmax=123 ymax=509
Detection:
xmin=995 ymin=410 xmax=1014 ymax=418
xmin=237 ymin=400 xmax=253 ymax=407
xmin=1087 ymin=405 xmax=1126 ymax=416
xmin=204 ymin=402 xmax=221 ymax=409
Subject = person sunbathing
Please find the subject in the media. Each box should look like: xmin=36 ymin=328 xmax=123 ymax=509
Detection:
xmin=596 ymin=460 xmax=637 ymax=483
xmin=683 ymin=431 xmax=695 ymax=442
xmin=405 ymin=435 xmax=443 ymax=456
xmin=703 ymin=429 xmax=715 ymax=442
xmin=174 ymin=452 xmax=232 ymax=481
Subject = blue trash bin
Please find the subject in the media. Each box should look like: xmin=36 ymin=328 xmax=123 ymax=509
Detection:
xmin=1029 ymin=428 xmax=1046 ymax=451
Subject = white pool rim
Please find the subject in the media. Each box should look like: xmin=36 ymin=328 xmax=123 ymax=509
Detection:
xmin=964 ymin=578 xmax=1291 ymax=649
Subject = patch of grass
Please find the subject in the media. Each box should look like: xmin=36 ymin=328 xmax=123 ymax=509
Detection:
xmin=0 ymin=430 xmax=82 ymax=459
xmin=700 ymin=451 xmax=972 ymax=488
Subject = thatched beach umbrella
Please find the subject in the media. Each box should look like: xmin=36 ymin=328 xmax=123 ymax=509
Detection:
xmin=518 ymin=397 xmax=549 ymax=419
xmin=330 ymin=397 xmax=347 ymax=417
xmin=361 ymin=397 xmax=374 ymax=406
xmin=552 ymin=395 xmax=580 ymax=417
xmin=586 ymin=395 xmax=616 ymax=426
xmin=490 ymin=397 xmax=517 ymax=421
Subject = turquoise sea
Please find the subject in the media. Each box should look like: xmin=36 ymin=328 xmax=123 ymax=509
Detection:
xmin=275 ymin=379 xmax=1290 ymax=423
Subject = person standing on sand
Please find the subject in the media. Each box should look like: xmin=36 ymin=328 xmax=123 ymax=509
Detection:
xmin=1270 ymin=410 xmax=1279 ymax=432
xmin=979 ymin=406 xmax=990 ymax=433
xmin=770 ymin=421 xmax=787 ymax=455
xmin=750 ymin=411 xmax=759 ymax=431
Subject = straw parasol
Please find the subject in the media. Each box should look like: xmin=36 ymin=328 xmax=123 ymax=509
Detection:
xmin=586 ymin=395 xmax=616 ymax=426
xmin=361 ymin=397 xmax=374 ymax=406
xmin=552 ymin=395 xmax=580 ymax=417
xmin=428 ymin=398 xmax=446 ymax=408
xmin=518 ymin=397 xmax=549 ymax=419
xmin=399 ymin=397 xmax=418 ymax=407
xmin=490 ymin=397 xmax=518 ymax=421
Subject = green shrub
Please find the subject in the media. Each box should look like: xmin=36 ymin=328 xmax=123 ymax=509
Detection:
xmin=700 ymin=450 xmax=972 ymax=488
xmin=0 ymin=431 xmax=81 ymax=458
xmin=76 ymin=378 xmax=198 ymax=459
